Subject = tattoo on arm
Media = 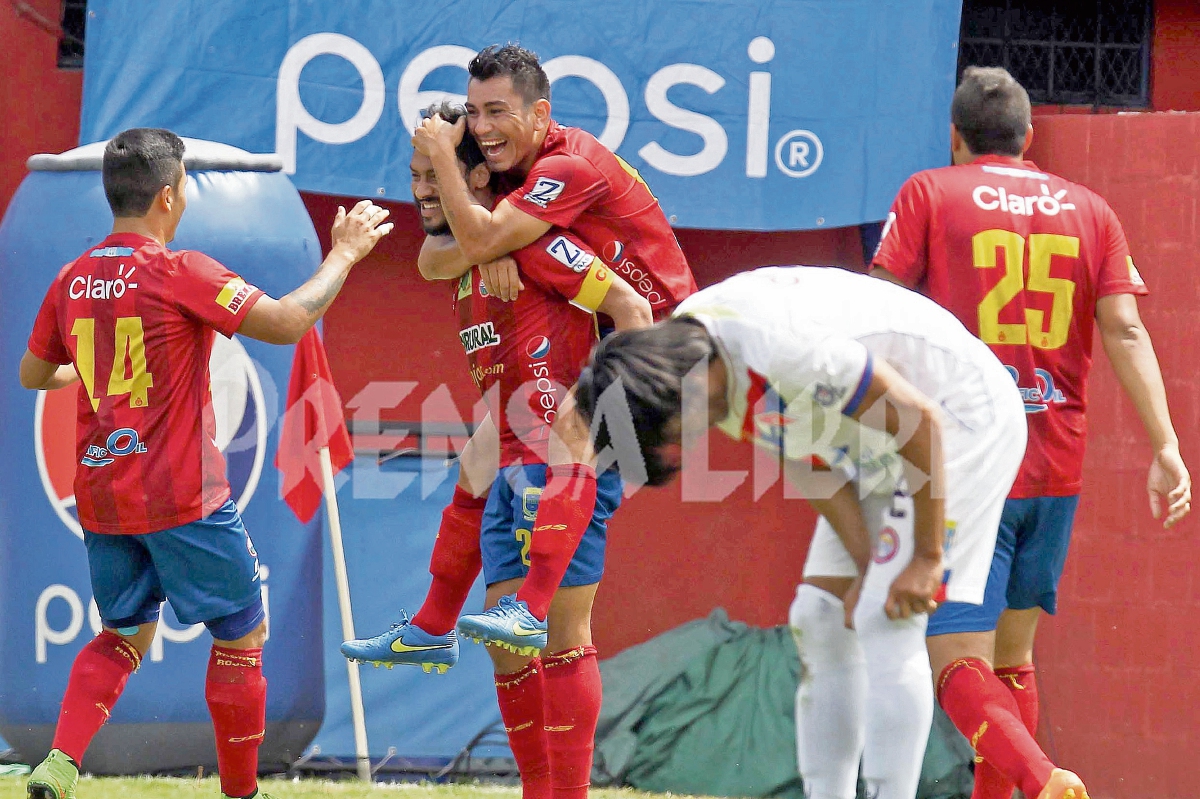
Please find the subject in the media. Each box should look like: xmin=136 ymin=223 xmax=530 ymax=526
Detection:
xmin=292 ymin=270 xmax=349 ymax=315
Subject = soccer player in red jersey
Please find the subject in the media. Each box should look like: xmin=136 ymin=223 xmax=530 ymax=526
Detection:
xmin=343 ymin=108 xmax=651 ymax=799
xmin=406 ymin=45 xmax=696 ymax=652
xmin=872 ymin=68 xmax=1191 ymax=799
xmin=19 ymin=128 xmax=391 ymax=799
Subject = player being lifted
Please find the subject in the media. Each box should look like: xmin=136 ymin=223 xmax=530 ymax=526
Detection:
xmin=342 ymin=103 xmax=651 ymax=799
xmin=574 ymin=266 xmax=1030 ymax=799
xmin=19 ymin=128 xmax=391 ymax=799
xmin=870 ymin=66 xmax=1190 ymax=799
xmin=348 ymin=44 xmax=695 ymax=665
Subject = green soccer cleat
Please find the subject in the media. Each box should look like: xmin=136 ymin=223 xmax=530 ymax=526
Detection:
xmin=27 ymin=749 xmax=78 ymax=799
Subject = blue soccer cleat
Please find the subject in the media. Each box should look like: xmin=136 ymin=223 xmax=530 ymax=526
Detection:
xmin=340 ymin=611 xmax=458 ymax=674
xmin=456 ymin=594 xmax=548 ymax=656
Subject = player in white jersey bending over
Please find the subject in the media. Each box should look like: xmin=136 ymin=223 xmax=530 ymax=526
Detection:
xmin=571 ymin=266 xmax=1035 ymax=799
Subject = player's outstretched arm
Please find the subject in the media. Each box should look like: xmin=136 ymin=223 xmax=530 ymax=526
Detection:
xmin=18 ymin=355 xmax=79 ymax=391
xmin=849 ymin=358 xmax=946 ymax=619
xmin=238 ymin=200 xmax=392 ymax=345
xmin=1097 ymin=293 xmax=1191 ymax=527
xmin=595 ymin=274 xmax=652 ymax=332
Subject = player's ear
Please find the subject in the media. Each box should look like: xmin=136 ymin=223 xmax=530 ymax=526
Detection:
xmin=467 ymin=163 xmax=491 ymax=192
xmin=1021 ymin=123 xmax=1034 ymax=155
xmin=157 ymin=183 xmax=174 ymax=213
xmin=532 ymin=98 xmax=551 ymax=132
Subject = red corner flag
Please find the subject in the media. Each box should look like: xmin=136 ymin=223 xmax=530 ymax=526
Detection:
xmin=275 ymin=328 xmax=353 ymax=523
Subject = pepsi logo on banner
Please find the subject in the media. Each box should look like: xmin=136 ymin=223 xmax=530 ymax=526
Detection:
xmin=34 ymin=335 xmax=268 ymax=540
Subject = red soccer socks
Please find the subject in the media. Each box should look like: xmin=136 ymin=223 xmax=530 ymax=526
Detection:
xmin=516 ymin=465 xmax=598 ymax=621
xmin=52 ymin=630 xmax=141 ymax=762
xmin=938 ymin=658 xmax=1053 ymax=799
xmin=205 ymin=646 xmax=267 ymax=799
xmin=496 ymin=660 xmax=552 ymax=799
xmin=972 ymin=665 xmax=1041 ymax=798
xmin=543 ymin=645 xmax=602 ymax=799
xmin=413 ymin=486 xmax=488 ymax=635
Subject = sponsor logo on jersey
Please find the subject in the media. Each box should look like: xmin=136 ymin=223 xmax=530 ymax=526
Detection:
xmin=545 ymin=235 xmax=591 ymax=272
xmin=35 ymin=335 xmax=267 ymax=540
xmin=601 ymin=240 xmax=626 ymax=264
xmin=526 ymin=336 xmax=551 ymax=359
xmin=81 ymin=428 xmax=148 ymax=468
xmin=972 ymin=183 xmax=1076 ymax=217
xmin=468 ymin=362 xmax=504 ymax=387
xmin=459 ymin=321 xmax=501 ymax=354
xmin=215 ymin=277 xmax=256 ymax=313
xmin=524 ymin=177 xmax=566 ymax=208
xmin=812 ymin=383 xmax=846 ymax=407
xmin=479 ymin=279 xmax=490 ymax=297
xmin=89 ymin=246 xmax=136 ymax=258
xmin=1006 ymin=365 xmax=1066 ymax=414
xmin=68 ymin=263 xmax=140 ymax=301
xmin=457 ymin=272 xmax=473 ymax=300
xmin=873 ymin=526 xmax=900 ymax=564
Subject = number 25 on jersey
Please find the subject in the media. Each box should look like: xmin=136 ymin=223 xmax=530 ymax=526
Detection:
xmin=70 ymin=316 xmax=154 ymax=411
xmin=973 ymin=230 xmax=1079 ymax=350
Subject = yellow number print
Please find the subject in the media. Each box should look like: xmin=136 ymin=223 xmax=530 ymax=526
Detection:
xmin=972 ymin=230 xmax=1080 ymax=351
xmin=515 ymin=528 xmax=532 ymax=566
xmin=70 ymin=316 xmax=155 ymax=410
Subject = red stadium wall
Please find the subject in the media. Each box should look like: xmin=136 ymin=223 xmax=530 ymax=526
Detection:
xmin=1022 ymin=113 xmax=1200 ymax=798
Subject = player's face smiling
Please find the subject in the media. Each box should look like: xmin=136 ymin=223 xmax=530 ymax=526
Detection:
xmin=410 ymin=151 xmax=449 ymax=235
xmin=466 ymin=76 xmax=542 ymax=174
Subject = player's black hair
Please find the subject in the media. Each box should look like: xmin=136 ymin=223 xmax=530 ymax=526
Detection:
xmin=951 ymin=66 xmax=1031 ymax=157
xmin=102 ymin=128 xmax=186 ymax=218
xmin=422 ymin=101 xmax=488 ymax=172
xmin=468 ymin=44 xmax=551 ymax=106
xmin=575 ymin=318 xmax=718 ymax=487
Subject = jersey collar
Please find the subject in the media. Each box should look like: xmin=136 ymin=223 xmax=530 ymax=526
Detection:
xmin=971 ymin=153 xmax=1041 ymax=172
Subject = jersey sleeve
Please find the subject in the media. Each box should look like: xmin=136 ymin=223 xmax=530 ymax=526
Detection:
xmin=513 ymin=231 xmax=614 ymax=312
xmin=173 ymin=251 xmax=265 ymax=337
xmin=502 ymin=152 xmax=608 ymax=228
xmin=871 ymin=174 xmax=933 ymax=287
xmin=1094 ymin=201 xmax=1149 ymax=299
xmin=769 ymin=333 xmax=875 ymax=418
xmin=27 ymin=271 xmax=72 ymax=364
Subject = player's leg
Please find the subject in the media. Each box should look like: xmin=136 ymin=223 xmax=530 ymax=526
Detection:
xmin=788 ymin=518 xmax=867 ymax=799
xmin=143 ymin=501 xmax=270 ymax=799
xmin=854 ymin=490 xmax=933 ymax=799
xmin=29 ymin=533 xmax=163 ymax=799
xmin=542 ymin=583 xmax=602 ymax=799
xmin=341 ymin=416 xmax=499 ymax=668
xmin=928 ymin=409 xmax=1086 ymax=799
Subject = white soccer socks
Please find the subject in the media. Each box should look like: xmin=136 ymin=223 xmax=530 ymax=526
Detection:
xmin=789 ymin=584 xmax=867 ymax=799
xmin=854 ymin=601 xmax=934 ymax=799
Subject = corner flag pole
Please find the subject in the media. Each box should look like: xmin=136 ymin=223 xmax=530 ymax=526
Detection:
xmin=319 ymin=445 xmax=372 ymax=783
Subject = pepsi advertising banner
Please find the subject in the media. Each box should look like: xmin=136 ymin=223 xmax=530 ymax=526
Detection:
xmin=79 ymin=0 xmax=962 ymax=232
xmin=0 ymin=142 xmax=325 ymax=773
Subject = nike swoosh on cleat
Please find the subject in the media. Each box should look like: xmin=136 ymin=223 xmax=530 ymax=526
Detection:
xmin=391 ymin=640 xmax=455 ymax=653
xmin=512 ymin=624 xmax=545 ymax=637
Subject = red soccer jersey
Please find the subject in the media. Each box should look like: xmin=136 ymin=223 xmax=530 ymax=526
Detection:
xmin=28 ymin=232 xmax=263 ymax=534
xmin=454 ymin=230 xmax=614 ymax=466
xmin=500 ymin=120 xmax=696 ymax=319
xmin=873 ymin=155 xmax=1148 ymax=497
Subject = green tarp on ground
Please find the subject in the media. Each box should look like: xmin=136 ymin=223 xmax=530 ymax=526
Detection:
xmin=595 ymin=608 xmax=975 ymax=799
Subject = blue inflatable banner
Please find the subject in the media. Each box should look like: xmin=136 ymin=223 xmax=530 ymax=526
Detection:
xmin=80 ymin=0 xmax=962 ymax=231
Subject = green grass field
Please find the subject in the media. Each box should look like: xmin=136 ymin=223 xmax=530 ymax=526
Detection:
xmin=0 ymin=775 xmax=705 ymax=799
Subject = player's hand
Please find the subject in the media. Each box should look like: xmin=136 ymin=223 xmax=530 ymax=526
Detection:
xmin=478 ymin=256 xmax=524 ymax=302
xmin=330 ymin=200 xmax=393 ymax=263
xmin=1149 ymin=445 xmax=1191 ymax=528
xmin=885 ymin=554 xmax=943 ymax=620
xmin=412 ymin=113 xmax=466 ymax=158
xmin=842 ymin=575 xmax=864 ymax=630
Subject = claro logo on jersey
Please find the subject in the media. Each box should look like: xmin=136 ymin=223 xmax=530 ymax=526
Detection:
xmin=973 ymin=183 xmax=1076 ymax=217
xmin=69 ymin=263 xmax=139 ymax=300
xmin=459 ymin=322 xmax=501 ymax=354
xmin=35 ymin=335 xmax=267 ymax=540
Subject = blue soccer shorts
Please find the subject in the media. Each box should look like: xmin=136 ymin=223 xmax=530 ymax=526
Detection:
xmin=928 ymin=494 xmax=1079 ymax=635
xmin=83 ymin=499 xmax=265 ymax=640
xmin=480 ymin=464 xmax=623 ymax=588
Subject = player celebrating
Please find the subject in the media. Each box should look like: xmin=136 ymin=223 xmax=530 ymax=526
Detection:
xmin=19 ymin=128 xmax=391 ymax=799
xmin=342 ymin=104 xmax=651 ymax=799
xmin=405 ymin=44 xmax=696 ymax=653
xmin=872 ymin=67 xmax=1189 ymax=799
xmin=574 ymin=265 xmax=1028 ymax=799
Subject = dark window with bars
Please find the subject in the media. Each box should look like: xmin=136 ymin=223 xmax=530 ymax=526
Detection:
xmin=958 ymin=0 xmax=1153 ymax=107
xmin=58 ymin=0 xmax=87 ymax=69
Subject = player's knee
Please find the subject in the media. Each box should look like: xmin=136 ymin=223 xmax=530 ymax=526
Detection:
xmin=207 ymin=600 xmax=267 ymax=648
xmin=790 ymin=584 xmax=863 ymax=671
xmin=854 ymin=603 xmax=930 ymax=682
